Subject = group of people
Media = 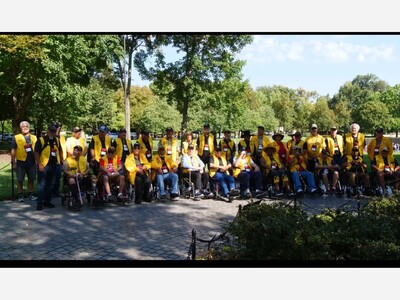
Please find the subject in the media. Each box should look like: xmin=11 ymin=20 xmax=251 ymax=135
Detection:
xmin=11 ymin=120 xmax=400 ymax=211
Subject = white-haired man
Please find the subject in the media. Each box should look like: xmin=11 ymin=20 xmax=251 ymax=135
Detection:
xmin=344 ymin=123 xmax=366 ymax=156
xmin=11 ymin=121 xmax=37 ymax=202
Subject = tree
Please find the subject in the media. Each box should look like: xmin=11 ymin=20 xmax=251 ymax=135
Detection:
xmin=147 ymin=34 xmax=253 ymax=134
xmin=309 ymin=96 xmax=336 ymax=134
xmin=380 ymin=84 xmax=400 ymax=136
xmin=352 ymin=100 xmax=393 ymax=134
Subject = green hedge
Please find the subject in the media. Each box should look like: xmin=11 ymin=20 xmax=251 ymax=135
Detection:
xmin=221 ymin=195 xmax=400 ymax=260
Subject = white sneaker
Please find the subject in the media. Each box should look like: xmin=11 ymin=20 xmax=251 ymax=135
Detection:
xmin=28 ymin=194 xmax=37 ymax=201
xmin=18 ymin=194 xmax=24 ymax=203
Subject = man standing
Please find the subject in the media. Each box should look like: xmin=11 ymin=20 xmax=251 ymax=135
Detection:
xmin=158 ymin=127 xmax=180 ymax=164
xmin=34 ymin=124 xmax=63 ymax=211
xmin=218 ymin=129 xmax=236 ymax=165
xmin=66 ymin=127 xmax=86 ymax=158
xmin=197 ymin=123 xmax=217 ymax=170
xmin=250 ymin=126 xmax=271 ymax=167
xmin=112 ymin=128 xmax=132 ymax=174
xmin=11 ymin=121 xmax=37 ymax=202
xmin=367 ymin=127 xmax=393 ymax=162
xmin=344 ymin=123 xmax=366 ymax=156
xmin=89 ymin=125 xmax=111 ymax=176
xmin=137 ymin=129 xmax=154 ymax=162
xmin=304 ymin=123 xmax=325 ymax=173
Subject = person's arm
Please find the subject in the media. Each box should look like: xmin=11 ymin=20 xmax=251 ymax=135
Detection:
xmin=10 ymin=137 xmax=17 ymax=169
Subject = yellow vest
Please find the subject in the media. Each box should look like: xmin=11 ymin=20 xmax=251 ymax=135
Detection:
xmin=66 ymin=137 xmax=86 ymax=157
xmin=198 ymin=133 xmax=215 ymax=156
xmin=181 ymin=154 xmax=202 ymax=173
xmin=326 ymin=134 xmax=344 ymax=156
xmin=345 ymin=155 xmax=365 ymax=172
xmin=182 ymin=140 xmax=197 ymax=155
xmin=374 ymin=154 xmax=396 ymax=171
xmin=209 ymin=154 xmax=229 ymax=177
xmin=137 ymin=136 xmax=154 ymax=159
xmin=250 ymin=135 xmax=271 ymax=154
xmin=99 ymin=155 xmax=119 ymax=175
xmin=233 ymin=155 xmax=253 ymax=178
xmin=367 ymin=137 xmax=393 ymax=161
xmin=238 ymin=140 xmax=253 ymax=155
xmin=15 ymin=133 xmax=37 ymax=162
xmin=38 ymin=137 xmax=61 ymax=167
xmin=288 ymin=154 xmax=308 ymax=172
xmin=66 ymin=156 xmax=88 ymax=174
xmin=219 ymin=139 xmax=235 ymax=161
xmin=115 ymin=138 xmax=132 ymax=159
xmin=304 ymin=134 xmax=325 ymax=159
xmin=161 ymin=137 xmax=179 ymax=162
xmin=125 ymin=153 xmax=151 ymax=184
xmin=151 ymin=154 xmax=178 ymax=181
xmin=344 ymin=133 xmax=365 ymax=156
xmin=93 ymin=135 xmax=111 ymax=162
xmin=288 ymin=139 xmax=305 ymax=155
xmin=60 ymin=134 xmax=66 ymax=161
xmin=261 ymin=152 xmax=283 ymax=175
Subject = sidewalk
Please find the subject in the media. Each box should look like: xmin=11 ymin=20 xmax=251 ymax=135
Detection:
xmin=0 ymin=194 xmax=366 ymax=261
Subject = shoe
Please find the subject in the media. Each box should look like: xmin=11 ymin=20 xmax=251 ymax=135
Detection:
xmin=244 ymin=189 xmax=252 ymax=198
xmin=255 ymin=189 xmax=266 ymax=198
xmin=36 ymin=204 xmax=43 ymax=211
xmin=219 ymin=195 xmax=229 ymax=202
xmin=274 ymin=189 xmax=283 ymax=197
xmin=106 ymin=194 xmax=114 ymax=202
xmin=310 ymin=188 xmax=318 ymax=195
xmin=206 ymin=192 xmax=214 ymax=198
xmin=117 ymin=193 xmax=128 ymax=202
xmin=28 ymin=193 xmax=37 ymax=201
xmin=170 ymin=193 xmax=179 ymax=201
xmin=43 ymin=202 xmax=55 ymax=208
xmin=18 ymin=194 xmax=24 ymax=203
xmin=194 ymin=190 xmax=204 ymax=199
xmin=288 ymin=191 xmax=295 ymax=197
xmin=230 ymin=189 xmax=240 ymax=197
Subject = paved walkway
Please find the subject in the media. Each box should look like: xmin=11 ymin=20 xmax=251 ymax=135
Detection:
xmin=0 ymin=194 xmax=368 ymax=261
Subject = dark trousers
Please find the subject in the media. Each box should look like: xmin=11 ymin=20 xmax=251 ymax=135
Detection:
xmin=182 ymin=171 xmax=209 ymax=191
xmin=53 ymin=163 xmax=62 ymax=196
xmin=37 ymin=164 xmax=58 ymax=205
xmin=237 ymin=171 xmax=263 ymax=194
xmin=135 ymin=172 xmax=151 ymax=202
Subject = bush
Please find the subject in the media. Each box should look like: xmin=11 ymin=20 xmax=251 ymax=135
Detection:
xmin=217 ymin=194 xmax=400 ymax=260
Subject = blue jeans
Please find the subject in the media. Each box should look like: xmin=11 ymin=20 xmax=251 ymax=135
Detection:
xmin=291 ymin=170 xmax=316 ymax=193
xmin=156 ymin=172 xmax=179 ymax=196
xmin=38 ymin=164 xmax=58 ymax=205
xmin=213 ymin=172 xmax=235 ymax=196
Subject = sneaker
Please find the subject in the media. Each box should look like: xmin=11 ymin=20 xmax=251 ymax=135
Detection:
xmin=244 ymin=189 xmax=252 ymax=198
xmin=230 ymin=189 xmax=240 ymax=197
xmin=219 ymin=194 xmax=229 ymax=202
xmin=288 ymin=191 xmax=295 ymax=197
xmin=106 ymin=194 xmax=114 ymax=202
xmin=194 ymin=190 xmax=204 ymax=199
xmin=28 ymin=193 xmax=37 ymax=201
xmin=36 ymin=204 xmax=43 ymax=211
xmin=255 ymin=189 xmax=266 ymax=198
xmin=310 ymin=188 xmax=318 ymax=195
xmin=274 ymin=189 xmax=283 ymax=197
xmin=170 ymin=193 xmax=180 ymax=201
xmin=159 ymin=194 xmax=167 ymax=201
xmin=117 ymin=193 xmax=127 ymax=202
xmin=18 ymin=194 xmax=24 ymax=203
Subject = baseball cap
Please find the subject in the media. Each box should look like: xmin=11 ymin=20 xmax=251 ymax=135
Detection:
xmin=311 ymin=124 xmax=318 ymax=129
xmin=257 ymin=126 xmax=265 ymax=131
xmin=330 ymin=126 xmax=337 ymax=130
xmin=133 ymin=142 xmax=140 ymax=148
xmin=119 ymin=128 xmax=127 ymax=133
xmin=215 ymin=147 xmax=222 ymax=152
xmin=166 ymin=127 xmax=173 ymax=132
xmin=47 ymin=124 xmax=57 ymax=132
xmin=294 ymin=131 xmax=302 ymax=137
xmin=223 ymin=129 xmax=231 ymax=134
xmin=72 ymin=127 xmax=82 ymax=133
xmin=376 ymin=127 xmax=384 ymax=133
xmin=203 ymin=123 xmax=210 ymax=128
xmin=99 ymin=125 xmax=108 ymax=132
xmin=188 ymin=144 xmax=195 ymax=149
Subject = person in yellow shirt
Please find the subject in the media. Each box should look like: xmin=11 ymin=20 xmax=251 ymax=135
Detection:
xmin=371 ymin=146 xmax=400 ymax=196
xmin=344 ymin=123 xmax=366 ymax=156
xmin=286 ymin=130 xmax=297 ymax=151
xmin=271 ymin=131 xmax=289 ymax=168
xmin=343 ymin=147 xmax=372 ymax=197
xmin=250 ymin=126 xmax=271 ymax=167
xmin=197 ymin=123 xmax=217 ymax=169
xmin=11 ymin=121 xmax=37 ymax=202
xmin=158 ymin=127 xmax=180 ymax=164
xmin=151 ymin=145 xmax=179 ymax=201
xmin=238 ymin=130 xmax=253 ymax=156
xmin=182 ymin=131 xmax=197 ymax=156
xmin=66 ymin=127 xmax=87 ymax=158
xmin=112 ymin=128 xmax=132 ymax=174
xmin=304 ymin=124 xmax=325 ymax=173
xmin=89 ymin=125 xmax=112 ymax=176
xmin=367 ymin=127 xmax=393 ymax=162
xmin=125 ymin=142 xmax=152 ymax=204
xmin=137 ymin=129 xmax=154 ymax=162
xmin=218 ymin=129 xmax=236 ymax=165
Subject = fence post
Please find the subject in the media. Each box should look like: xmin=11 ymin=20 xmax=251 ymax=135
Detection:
xmin=192 ymin=229 xmax=196 ymax=260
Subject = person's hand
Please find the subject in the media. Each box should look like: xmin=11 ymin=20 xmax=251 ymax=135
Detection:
xmin=12 ymin=162 xmax=16 ymax=170
xmin=38 ymin=163 xmax=44 ymax=172
xmin=157 ymin=168 xmax=163 ymax=175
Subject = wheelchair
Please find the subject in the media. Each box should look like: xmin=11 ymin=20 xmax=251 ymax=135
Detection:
xmin=179 ymin=169 xmax=196 ymax=199
xmin=61 ymin=174 xmax=95 ymax=211
xmin=94 ymin=172 xmax=129 ymax=207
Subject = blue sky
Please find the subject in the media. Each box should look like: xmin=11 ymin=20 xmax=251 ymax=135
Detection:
xmin=132 ymin=34 xmax=400 ymax=97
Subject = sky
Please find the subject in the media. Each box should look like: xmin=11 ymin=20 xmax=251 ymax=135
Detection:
xmin=133 ymin=34 xmax=400 ymax=97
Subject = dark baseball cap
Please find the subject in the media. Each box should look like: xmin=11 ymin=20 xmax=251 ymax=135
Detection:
xmin=99 ymin=125 xmax=108 ymax=132
xmin=376 ymin=127 xmax=384 ymax=133
xmin=215 ymin=147 xmax=222 ymax=152
xmin=47 ymin=124 xmax=57 ymax=132
xmin=72 ymin=127 xmax=82 ymax=133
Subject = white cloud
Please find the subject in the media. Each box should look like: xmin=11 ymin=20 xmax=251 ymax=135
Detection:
xmin=240 ymin=36 xmax=396 ymax=64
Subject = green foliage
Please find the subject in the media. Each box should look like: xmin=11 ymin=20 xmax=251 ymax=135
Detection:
xmin=223 ymin=195 xmax=400 ymax=260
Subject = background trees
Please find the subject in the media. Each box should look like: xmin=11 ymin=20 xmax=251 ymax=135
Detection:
xmin=1 ymin=34 xmax=399 ymax=138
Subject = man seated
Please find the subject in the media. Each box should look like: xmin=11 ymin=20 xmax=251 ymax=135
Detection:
xmin=181 ymin=144 xmax=213 ymax=200
xmin=260 ymin=143 xmax=293 ymax=197
xmin=151 ymin=145 xmax=180 ymax=201
xmin=63 ymin=145 xmax=91 ymax=209
xmin=125 ymin=142 xmax=152 ymax=204
xmin=343 ymin=147 xmax=372 ymax=197
xmin=315 ymin=149 xmax=341 ymax=195
xmin=287 ymin=145 xmax=317 ymax=196
xmin=209 ymin=147 xmax=240 ymax=201
xmin=233 ymin=147 xmax=265 ymax=199
xmin=371 ymin=146 xmax=400 ymax=196
xmin=99 ymin=147 xmax=127 ymax=202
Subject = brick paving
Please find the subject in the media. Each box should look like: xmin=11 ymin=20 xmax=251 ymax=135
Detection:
xmin=0 ymin=194 xmax=368 ymax=261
